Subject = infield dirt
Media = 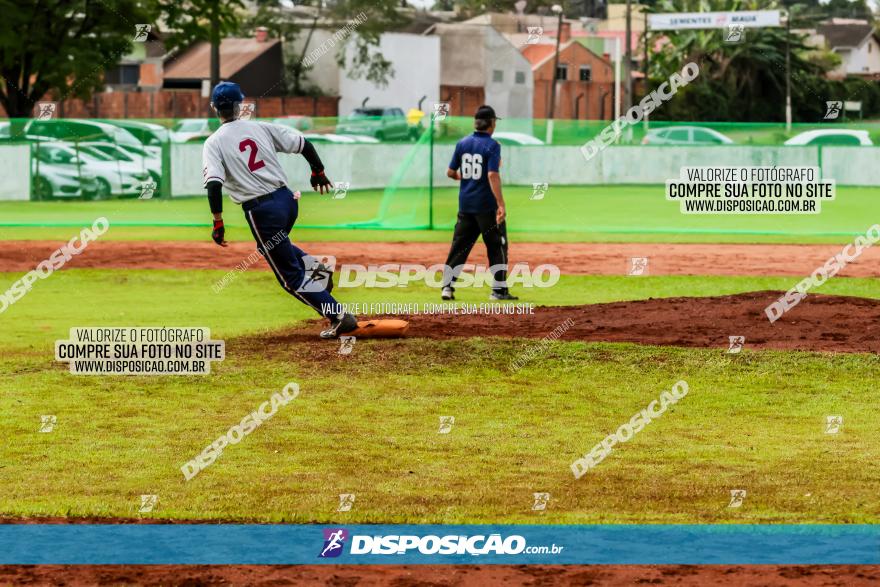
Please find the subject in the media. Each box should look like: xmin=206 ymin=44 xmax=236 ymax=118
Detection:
xmin=1 ymin=564 xmax=878 ymax=586
xmin=2 ymin=240 xmax=879 ymax=277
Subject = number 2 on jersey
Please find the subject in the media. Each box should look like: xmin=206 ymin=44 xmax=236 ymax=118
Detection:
xmin=461 ymin=153 xmax=482 ymax=180
xmin=239 ymin=139 xmax=266 ymax=172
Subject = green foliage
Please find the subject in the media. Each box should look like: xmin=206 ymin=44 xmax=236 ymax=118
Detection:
xmin=240 ymin=0 xmax=406 ymax=94
xmin=158 ymin=0 xmax=246 ymax=54
xmin=0 ymin=0 xmax=153 ymax=117
xmin=644 ymin=0 xmax=880 ymax=121
xmin=329 ymin=0 xmax=406 ymax=87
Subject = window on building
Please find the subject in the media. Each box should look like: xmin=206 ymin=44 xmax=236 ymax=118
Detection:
xmin=555 ymin=64 xmax=568 ymax=81
xmin=579 ymin=66 xmax=592 ymax=81
xmin=104 ymin=64 xmax=139 ymax=85
xmin=492 ymin=69 xmax=504 ymax=83
xmin=515 ymin=71 xmax=526 ymax=84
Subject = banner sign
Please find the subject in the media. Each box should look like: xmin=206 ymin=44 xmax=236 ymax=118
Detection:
xmin=648 ymin=10 xmax=782 ymax=31
xmin=0 ymin=524 xmax=878 ymax=565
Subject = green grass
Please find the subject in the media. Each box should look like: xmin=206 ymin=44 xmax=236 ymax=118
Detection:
xmin=1 ymin=269 xmax=879 ymax=523
xmin=2 ymin=338 xmax=878 ymax=524
xmin=0 ymin=184 xmax=878 ymax=244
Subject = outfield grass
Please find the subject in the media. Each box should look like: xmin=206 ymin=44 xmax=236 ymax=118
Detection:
xmin=0 ymin=184 xmax=877 ymax=244
xmin=1 ymin=270 xmax=879 ymax=524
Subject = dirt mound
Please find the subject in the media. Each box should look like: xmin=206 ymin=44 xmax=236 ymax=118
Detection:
xmin=276 ymin=292 xmax=880 ymax=354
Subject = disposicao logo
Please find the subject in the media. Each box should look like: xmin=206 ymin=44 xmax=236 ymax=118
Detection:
xmin=319 ymin=528 xmax=348 ymax=558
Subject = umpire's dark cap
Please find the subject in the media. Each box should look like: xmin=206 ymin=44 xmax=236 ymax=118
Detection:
xmin=474 ymin=105 xmax=501 ymax=121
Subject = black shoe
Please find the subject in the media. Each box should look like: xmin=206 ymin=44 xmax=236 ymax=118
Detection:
xmin=320 ymin=313 xmax=358 ymax=339
xmin=489 ymin=290 xmax=518 ymax=301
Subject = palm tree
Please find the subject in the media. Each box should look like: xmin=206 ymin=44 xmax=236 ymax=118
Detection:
xmin=644 ymin=0 xmax=832 ymax=121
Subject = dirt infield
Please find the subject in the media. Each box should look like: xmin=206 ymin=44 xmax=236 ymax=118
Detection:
xmin=2 ymin=240 xmax=879 ymax=277
xmin=1 ymin=564 xmax=877 ymax=586
xmin=269 ymin=292 xmax=880 ymax=354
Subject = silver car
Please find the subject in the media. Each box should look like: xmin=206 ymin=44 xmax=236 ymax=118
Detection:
xmin=31 ymin=143 xmax=99 ymax=200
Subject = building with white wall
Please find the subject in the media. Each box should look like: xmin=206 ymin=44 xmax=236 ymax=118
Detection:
xmin=337 ymin=33 xmax=441 ymax=116
xmin=817 ymin=21 xmax=880 ymax=78
xmin=427 ymin=23 xmax=533 ymax=120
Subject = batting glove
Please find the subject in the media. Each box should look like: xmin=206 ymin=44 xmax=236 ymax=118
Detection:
xmin=211 ymin=219 xmax=227 ymax=247
xmin=310 ymin=170 xmax=332 ymax=194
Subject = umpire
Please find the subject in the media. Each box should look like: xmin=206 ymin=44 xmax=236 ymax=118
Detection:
xmin=440 ymin=105 xmax=517 ymax=301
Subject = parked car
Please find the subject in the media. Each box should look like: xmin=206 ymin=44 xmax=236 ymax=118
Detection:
xmin=492 ymin=132 xmax=545 ymax=146
xmin=30 ymin=143 xmax=98 ymax=200
xmin=170 ymin=118 xmax=219 ymax=143
xmin=783 ymin=129 xmax=872 ymax=146
xmin=271 ymin=116 xmax=314 ymax=132
xmin=79 ymin=141 xmax=162 ymax=185
xmin=23 ymin=118 xmax=143 ymax=149
xmin=72 ymin=145 xmax=152 ymax=198
xmin=104 ymin=120 xmax=169 ymax=146
xmin=642 ymin=126 xmax=734 ymax=145
xmin=335 ymin=107 xmax=410 ymax=141
xmin=275 ymin=126 xmax=380 ymax=145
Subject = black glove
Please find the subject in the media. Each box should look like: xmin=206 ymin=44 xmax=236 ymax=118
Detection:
xmin=211 ymin=219 xmax=227 ymax=247
xmin=310 ymin=170 xmax=332 ymax=194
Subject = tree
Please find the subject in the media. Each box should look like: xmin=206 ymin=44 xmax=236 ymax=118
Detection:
xmin=240 ymin=0 xmax=408 ymax=95
xmin=0 ymin=0 xmax=153 ymax=118
xmin=158 ymin=0 xmax=246 ymax=90
xmin=645 ymin=0 xmax=842 ymax=122
xmin=446 ymin=0 xmax=567 ymax=16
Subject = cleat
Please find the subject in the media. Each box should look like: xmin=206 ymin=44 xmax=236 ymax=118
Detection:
xmin=441 ymin=286 xmax=455 ymax=300
xmin=320 ymin=312 xmax=358 ymax=339
xmin=489 ymin=290 xmax=518 ymax=301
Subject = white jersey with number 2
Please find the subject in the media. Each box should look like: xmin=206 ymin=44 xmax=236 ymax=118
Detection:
xmin=202 ymin=119 xmax=305 ymax=204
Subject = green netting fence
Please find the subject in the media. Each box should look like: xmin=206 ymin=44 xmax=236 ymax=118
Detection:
xmin=0 ymin=115 xmax=878 ymax=235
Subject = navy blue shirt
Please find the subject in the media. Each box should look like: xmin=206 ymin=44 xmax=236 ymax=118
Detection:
xmin=449 ymin=131 xmax=501 ymax=213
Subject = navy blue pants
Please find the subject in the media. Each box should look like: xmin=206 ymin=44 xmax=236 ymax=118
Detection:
xmin=242 ymin=186 xmax=339 ymax=317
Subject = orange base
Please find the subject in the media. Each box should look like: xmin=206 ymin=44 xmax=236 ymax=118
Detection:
xmin=349 ymin=319 xmax=410 ymax=338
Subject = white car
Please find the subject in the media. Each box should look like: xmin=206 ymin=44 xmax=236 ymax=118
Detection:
xmin=80 ymin=141 xmax=162 ymax=184
xmin=31 ymin=143 xmax=99 ymax=200
xmin=783 ymin=129 xmax=872 ymax=146
xmin=73 ymin=145 xmax=152 ymax=198
xmin=24 ymin=118 xmax=143 ymax=149
xmin=492 ymin=132 xmax=545 ymax=145
xmin=271 ymin=116 xmax=314 ymax=132
xmin=170 ymin=119 xmax=218 ymax=143
xmin=642 ymin=126 xmax=734 ymax=145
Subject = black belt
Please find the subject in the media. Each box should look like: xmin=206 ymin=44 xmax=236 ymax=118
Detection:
xmin=243 ymin=186 xmax=286 ymax=211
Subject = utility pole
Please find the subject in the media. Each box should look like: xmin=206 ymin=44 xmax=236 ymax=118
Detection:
xmin=785 ymin=10 xmax=792 ymax=131
xmin=547 ymin=4 xmax=564 ymax=144
xmin=548 ymin=4 xmax=564 ymax=119
xmin=624 ymin=0 xmax=633 ymax=110
xmin=210 ymin=0 xmax=221 ymax=91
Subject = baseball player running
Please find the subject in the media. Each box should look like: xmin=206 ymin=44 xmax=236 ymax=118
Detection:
xmin=440 ymin=105 xmax=516 ymax=301
xmin=203 ymin=82 xmax=358 ymax=339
